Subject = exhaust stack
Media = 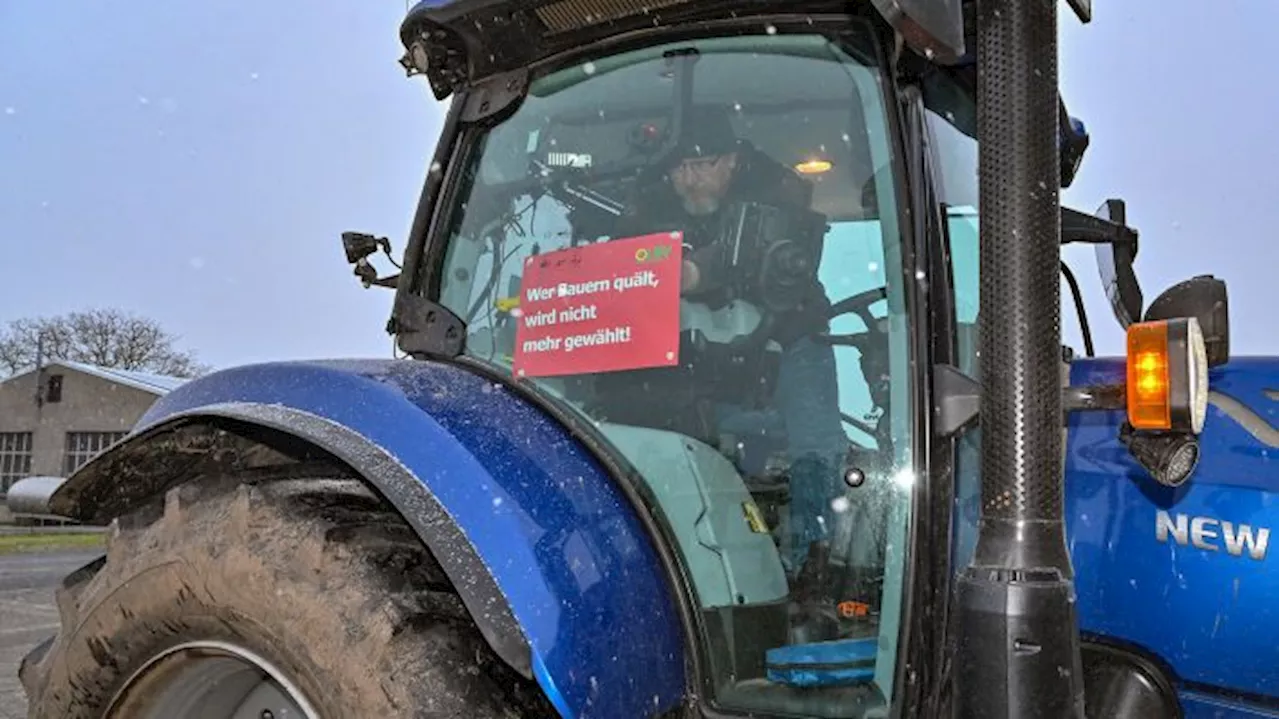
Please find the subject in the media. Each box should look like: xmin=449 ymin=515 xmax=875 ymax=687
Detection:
xmin=952 ymin=0 xmax=1087 ymax=716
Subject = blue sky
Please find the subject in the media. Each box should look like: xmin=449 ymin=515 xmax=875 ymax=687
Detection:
xmin=1 ymin=1 xmax=1275 ymax=372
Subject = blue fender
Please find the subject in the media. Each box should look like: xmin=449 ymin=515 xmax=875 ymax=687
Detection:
xmin=50 ymin=358 xmax=688 ymax=719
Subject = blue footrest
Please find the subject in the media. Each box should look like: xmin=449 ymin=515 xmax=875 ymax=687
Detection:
xmin=765 ymin=637 xmax=878 ymax=688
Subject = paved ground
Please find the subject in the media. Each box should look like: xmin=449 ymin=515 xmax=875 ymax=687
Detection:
xmin=0 ymin=550 xmax=103 ymax=719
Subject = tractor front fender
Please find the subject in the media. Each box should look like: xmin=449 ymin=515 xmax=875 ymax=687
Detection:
xmin=50 ymin=359 xmax=688 ymax=719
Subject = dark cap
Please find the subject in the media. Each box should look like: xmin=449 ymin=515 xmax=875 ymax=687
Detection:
xmin=669 ymin=104 xmax=740 ymax=160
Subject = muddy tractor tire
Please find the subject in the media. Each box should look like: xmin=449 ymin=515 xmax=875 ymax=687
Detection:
xmin=19 ymin=468 xmax=556 ymax=719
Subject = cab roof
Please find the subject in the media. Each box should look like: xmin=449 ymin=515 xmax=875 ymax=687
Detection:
xmin=398 ymin=0 xmax=921 ymax=100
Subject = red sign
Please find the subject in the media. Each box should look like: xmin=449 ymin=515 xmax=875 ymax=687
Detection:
xmin=512 ymin=233 xmax=683 ymax=379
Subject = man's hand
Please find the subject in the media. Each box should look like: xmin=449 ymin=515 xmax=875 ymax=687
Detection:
xmin=681 ymin=260 xmax=701 ymax=293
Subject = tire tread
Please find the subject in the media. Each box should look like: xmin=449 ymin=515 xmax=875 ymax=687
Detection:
xmin=19 ymin=470 xmax=555 ymax=719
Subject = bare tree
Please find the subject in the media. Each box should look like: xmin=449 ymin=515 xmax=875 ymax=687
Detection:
xmin=0 ymin=309 xmax=211 ymax=378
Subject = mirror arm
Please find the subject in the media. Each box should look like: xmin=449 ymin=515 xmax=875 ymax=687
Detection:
xmin=1060 ymin=205 xmax=1138 ymax=254
xmin=368 ymin=273 xmax=401 ymax=289
xmin=936 ymin=368 xmax=1130 ymax=436
xmin=933 ymin=364 xmax=981 ymax=437
xmin=1062 ymin=383 xmax=1125 ymax=414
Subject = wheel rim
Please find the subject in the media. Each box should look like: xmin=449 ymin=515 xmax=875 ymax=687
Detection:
xmin=107 ymin=640 xmax=321 ymax=719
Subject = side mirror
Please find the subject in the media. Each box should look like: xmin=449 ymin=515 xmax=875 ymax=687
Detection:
xmin=342 ymin=231 xmax=385 ymax=265
xmin=1093 ymin=198 xmax=1143 ymax=327
xmin=342 ymin=231 xmax=400 ymax=290
xmin=1144 ymin=275 xmax=1231 ymax=367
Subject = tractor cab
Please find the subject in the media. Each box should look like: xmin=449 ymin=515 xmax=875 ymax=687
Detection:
xmin=362 ymin=0 xmax=1219 ymax=716
xmin=390 ymin=7 xmax=946 ymax=715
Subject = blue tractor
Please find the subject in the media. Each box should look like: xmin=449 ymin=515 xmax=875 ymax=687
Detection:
xmin=18 ymin=0 xmax=1277 ymax=717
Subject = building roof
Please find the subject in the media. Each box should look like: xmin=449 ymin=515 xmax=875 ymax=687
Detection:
xmin=47 ymin=360 xmax=190 ymax=395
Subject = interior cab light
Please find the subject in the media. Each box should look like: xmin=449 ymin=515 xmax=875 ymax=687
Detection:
xmin=794 ymin=159 xmax=833 ymax=175
xmin=1125 ymin=317 xmax=1208 ymax=434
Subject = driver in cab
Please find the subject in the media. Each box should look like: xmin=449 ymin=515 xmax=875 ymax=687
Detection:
xmin=616 ymin=105 xmax=850 ymax=583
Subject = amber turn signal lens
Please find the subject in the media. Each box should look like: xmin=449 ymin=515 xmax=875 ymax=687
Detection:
xmin=1125 ymin=317 xmax=1209 ymax=434
xmin=1126 ymin=321 xmax=1172 ymax=430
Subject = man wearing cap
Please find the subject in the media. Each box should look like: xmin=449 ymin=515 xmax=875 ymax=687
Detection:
xmin=618 ymin=106 xmax=849 ymax=583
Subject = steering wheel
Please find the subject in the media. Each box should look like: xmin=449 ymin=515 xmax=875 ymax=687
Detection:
xmin=814 ymin=286 xmax=891 ymax=449
xmin=820 ymin=286 xmax=888 ymax=348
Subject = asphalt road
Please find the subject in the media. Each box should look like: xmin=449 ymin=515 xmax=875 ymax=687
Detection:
xmin=0 ymin=549 xmax=103 ymax=719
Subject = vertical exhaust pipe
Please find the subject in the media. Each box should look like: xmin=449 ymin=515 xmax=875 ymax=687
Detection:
xmin=954 ymin=0 xmax=1086 ymax=716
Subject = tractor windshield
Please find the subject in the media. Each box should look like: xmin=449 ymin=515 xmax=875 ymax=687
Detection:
xmin=433 ymin=20 xmax=915 ymax=717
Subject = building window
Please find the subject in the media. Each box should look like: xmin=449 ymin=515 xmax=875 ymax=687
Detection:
xmin=0 ymin=433 xmax=34 ymax=495
xmin=64 ymin=431 xmax=128 ymax=475
xmin=45 ymin=374 xmax=63 ymax=403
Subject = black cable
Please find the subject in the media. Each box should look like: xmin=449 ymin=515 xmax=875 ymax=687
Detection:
xmin=1059 ymin=261 xmax=1094 ymax=357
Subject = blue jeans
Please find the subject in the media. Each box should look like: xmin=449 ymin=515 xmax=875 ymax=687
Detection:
xmin=714 ymin=336 xmax=847 ymax=573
